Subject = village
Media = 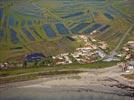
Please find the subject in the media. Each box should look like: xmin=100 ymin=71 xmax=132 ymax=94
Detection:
xmin=0 ymin=34 xmax=134 ymax=73
xmin=52 ymin=35 xmax=134 ymax=73
xmin=53 ymin=35 xmax=107 ymax=65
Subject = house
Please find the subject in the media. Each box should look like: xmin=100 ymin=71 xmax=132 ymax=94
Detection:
xmin=127 ymin=61 xmax=134 ymax=70
xmin=98 ymin=41 xmax=108 ymax=50
xmin=96 ymin=50 xmax=106 ymax=58
xmin=127 ymin=41 xmax=134 ymax=44
xmin=53 ymin=57 xmax=65 ymax=65
xmin=79 ymin=35 xmax=88 ymax=42
xmin=122 ymin=47 xmax=129 ymax=52
xmin=53 ymin=53 xmax=72 ymax=65
xmin=127 ymin=41 xmax=134 ymax=50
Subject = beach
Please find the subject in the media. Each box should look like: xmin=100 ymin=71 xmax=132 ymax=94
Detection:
xmin=0 ymin=65 xmax=134 ymax=100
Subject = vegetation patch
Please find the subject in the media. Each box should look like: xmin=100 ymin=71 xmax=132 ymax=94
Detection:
xmin=0 ymin=61 xmax=117 ymax=84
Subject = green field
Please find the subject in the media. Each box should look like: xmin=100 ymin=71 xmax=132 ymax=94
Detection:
xmin=0 ymin=0 xmax=133 ymax=62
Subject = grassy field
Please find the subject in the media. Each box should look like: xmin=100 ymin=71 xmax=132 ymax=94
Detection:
xmin=0 ymin=0 xmax=133 ymax=62
xmin=0 ymin=61 xmax=117 ymax=84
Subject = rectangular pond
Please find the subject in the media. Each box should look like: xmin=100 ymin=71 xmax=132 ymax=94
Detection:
xmin=84 ymin=24 xmax=102 ymax=34
xmin=71 ymin=23 xmax=90 ymax=33
xmin=10 ymin=29 xmax=20 ymax=44
xmin=56 ymin=23 xmax=69 ymax=35
xmin=43 ymin=24 xmax=56 ymax=37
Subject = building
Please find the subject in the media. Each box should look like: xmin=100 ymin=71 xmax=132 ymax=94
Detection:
xmin=127 ymin=61 xmax=134 ymax=69
xmin=53 ymin=53 xmax=72 ymax=65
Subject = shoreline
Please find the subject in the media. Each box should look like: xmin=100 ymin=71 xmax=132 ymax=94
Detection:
xmin=0 ymin=65 xmax=134 ymax=99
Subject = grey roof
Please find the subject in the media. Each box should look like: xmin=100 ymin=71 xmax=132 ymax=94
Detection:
xmin=128 ymin=61 xmax=134 ymax=66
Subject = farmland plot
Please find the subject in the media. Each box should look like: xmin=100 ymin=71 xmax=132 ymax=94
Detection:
xmin=22 ymin=28 xmax=35 ymax=41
